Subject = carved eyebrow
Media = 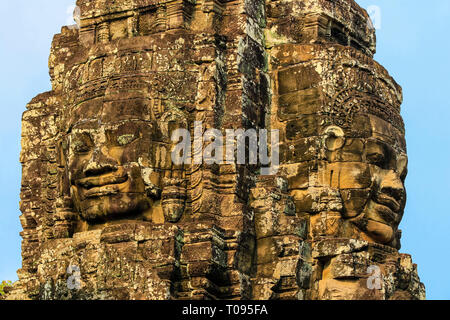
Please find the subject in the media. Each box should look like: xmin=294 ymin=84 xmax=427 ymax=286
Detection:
xmin=367 ymin=138 xmax=396 ymax=154
xmin=104 ymin=119 xmax=154 ymax=126
xmin=68 ymin=130 xmax=97 ymax=141
xmin=71 ymin=128 xmax=95 ymax=133
xmin=105 ymin=124 xmax=141 ymax=134
xmin=70 ymin=131 xmax=94 ymax=142
xmin=366 ymin=140 xmax=386 ymax=154
xmin=105 ymin=124 xmax=142 ymax=144
xmin=69 ymin=123 xmax=101 ymax=135
xmin=366 ymin=144 xmax=385 ymax=154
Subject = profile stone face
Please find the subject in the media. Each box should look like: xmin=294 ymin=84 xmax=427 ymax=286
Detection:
xmin=274 ymin=45 xmax=408 ymax=248
xmin=9 ymin=0 xmax=425 ymax=300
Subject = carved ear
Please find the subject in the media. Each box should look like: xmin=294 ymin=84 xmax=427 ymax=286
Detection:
xmin=390 ymin=229 xmax=402 ymax=250
xmin=161 ymin=177 xmax=187 ymax=223
xmin=160 ymin=109 xmax=188 ymax=140
xmin=160 ymin=108 xmax=189 ymax=223
xmin=323 ymin=125 xmax=345 ymax=151
xmin=57 ymin=138 xmax=72 ymax=200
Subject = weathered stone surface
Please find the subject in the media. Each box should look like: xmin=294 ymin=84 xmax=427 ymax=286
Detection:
xmin=8 ymin=0 xmax=424 ymax=300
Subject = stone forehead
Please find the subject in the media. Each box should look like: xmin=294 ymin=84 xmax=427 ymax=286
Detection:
xmin=367 ymin=115 xmax=406 ymax=152
xmin=77 ymin=0 xmax=168 ymax=19
xmin=65 ymin=96 xmax=155 ymax=131
xmin=283 ymin=114 xmax=406 ymax=153
xmin=325 ymin=88 xmax=405 ymax=135
xmin=68 ymin=118 xmax=154 ymax=130
xmin=276 ymin=45 xmax=405 ymax=134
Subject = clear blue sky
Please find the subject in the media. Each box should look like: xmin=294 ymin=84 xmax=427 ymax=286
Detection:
xmin=0 ymin=1 xmax=449 ymax=299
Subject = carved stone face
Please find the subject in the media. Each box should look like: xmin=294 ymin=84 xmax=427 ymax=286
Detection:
xmin=275 ymin=45 xmax=407 ymax=246
xmin=65 ymin=97 xmax=164 ymax=222
xmin=323 ymin=117 xmax=408 ymax=244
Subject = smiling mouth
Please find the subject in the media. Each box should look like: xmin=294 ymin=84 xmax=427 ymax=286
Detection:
xmin=371 ymin=192 xmax=402 ymax=225
xmin=76 ymin=173 xmax=129 ymax=199
xmin=375 ymin=192 xmax=401 ymax=212
xmin=369 ymin=204 xmax=397 ymax=226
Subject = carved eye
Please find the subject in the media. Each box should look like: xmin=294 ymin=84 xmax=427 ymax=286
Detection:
xmin=73 ymin=141 xmax=90 ymax=153
xmin=367 ymin=152 xmax=386 ymax=168
xmin=71 ymin=133 xmax=93 ymax=154
xmin=117 ymin=134 xmax=137 ymax=146
xmin=106 ymin=122 xmax=145 ymax=147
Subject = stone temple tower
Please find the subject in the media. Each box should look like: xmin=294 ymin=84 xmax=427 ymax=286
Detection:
xmin=8 ymin=0 xmax=424 ymax=300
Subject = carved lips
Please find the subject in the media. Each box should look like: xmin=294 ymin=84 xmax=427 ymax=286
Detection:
xmin=372 ymin=191 xmax=403 ymax=225
xmin=75 ymin=170 xmax=129 ymax=199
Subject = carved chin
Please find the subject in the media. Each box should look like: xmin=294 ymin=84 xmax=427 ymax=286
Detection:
xmin=76 ymin=193 xmax=150 ymax=222
xmin=365 ymin=219 xmax=395 ymax=244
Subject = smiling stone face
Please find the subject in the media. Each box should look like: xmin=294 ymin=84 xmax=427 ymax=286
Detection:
xmin=351 ymin=134 xmax=407 ymax=244
xmin=273 ymin=44 xmax=408 ymax=247
xmin=323 ymin=119 xmax=408 ymax=245
xmin=66 ymin=118 xmax=161 ymax=222
xmin=13 ymin=0 xmax=425 ymax=301
xmin=63 ymin=93 xmax=171 ymax=223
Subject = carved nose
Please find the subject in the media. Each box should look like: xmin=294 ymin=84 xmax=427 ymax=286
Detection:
xmin=379 ymin=172 xmax=405 ymax=203
xmin=84 ymin=148 xmax=118 ymax=177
